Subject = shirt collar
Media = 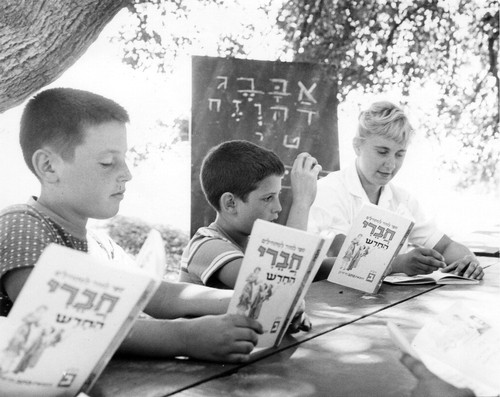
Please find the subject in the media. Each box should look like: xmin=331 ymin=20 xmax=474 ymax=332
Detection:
xmin=345 ymin=163 xmax=395 ymax=205
xmin=28 ymin=196 xmax=87 ymax=240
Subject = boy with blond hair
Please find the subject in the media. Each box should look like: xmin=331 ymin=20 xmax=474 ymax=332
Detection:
xmin=0 ymin=88 xmax=262 ymax=363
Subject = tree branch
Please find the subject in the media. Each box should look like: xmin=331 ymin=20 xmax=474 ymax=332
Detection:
xmin=0 ymin=0 xmax=129 ymax=113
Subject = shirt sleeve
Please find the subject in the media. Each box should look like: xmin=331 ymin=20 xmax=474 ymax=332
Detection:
xmin=185 ymin=237 xmax=244 ymax=286
xmin=401 ymin=193 xmax=444 ymax=249
xmin=308 ymin=176 xmax=353 ymax=239
xmin=0 ymin=210 xmax=56 ymax=279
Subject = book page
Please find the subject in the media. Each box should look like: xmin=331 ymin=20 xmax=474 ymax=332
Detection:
xmin=135 ymin=229 xmax=167 ymax=278
xmin=384 ymin=271 xmax=479 ymax=285
xmin=386 ymin=322 xmax=420 ymax=359
xmin=431 ymin=271 xmax=479 ymax=284
xmin=412 ymin=302 xmax=500 ymax=394
xmin=383 ymin=274 xmax=435 ymax=285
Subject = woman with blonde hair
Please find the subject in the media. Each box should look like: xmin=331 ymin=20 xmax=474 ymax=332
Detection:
xmin=309 ymin=101 xmax=483 ymax=279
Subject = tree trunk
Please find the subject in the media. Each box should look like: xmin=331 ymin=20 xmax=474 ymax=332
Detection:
xmin=0 ymin=0 xmax=129 ymax=113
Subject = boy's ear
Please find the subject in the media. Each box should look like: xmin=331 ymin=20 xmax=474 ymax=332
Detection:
xmin=220 ymin=192 xmax=237 ymax=213
xmin=32 ymin=148 xmax=60 ymax=183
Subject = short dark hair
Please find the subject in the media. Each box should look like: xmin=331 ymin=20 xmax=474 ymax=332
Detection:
xmin=200 ymin=140 xmax=285 ymax=211
xmin=20 ymin=87 xmax=129 ymax=175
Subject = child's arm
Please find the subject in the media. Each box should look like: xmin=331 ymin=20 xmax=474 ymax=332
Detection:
xmin=4 ymin=265 xmax=264 ymax=362
xmin=144 ymin=280 xmax=234 ymax=318
xmin=287 ymin=152 xmax=322 ymax=231
xmin=2 ymin=267 xmax=33 ymax=303
xmin=214 ymin=259 xmax=243 ymax=289
xmin=119 ymin=314 xmax=263 ymax=362
xmin=4 ymin=267 xmax=234 ymax=319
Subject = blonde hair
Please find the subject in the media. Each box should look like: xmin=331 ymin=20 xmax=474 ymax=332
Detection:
xmin=356 ymin=101 xmax=414 ymax=145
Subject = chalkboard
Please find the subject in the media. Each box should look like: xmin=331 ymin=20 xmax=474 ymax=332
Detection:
xmin=191 ymin=55 xmax=339 ymax=236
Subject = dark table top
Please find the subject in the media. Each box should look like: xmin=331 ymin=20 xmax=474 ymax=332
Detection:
xmin=90 ymin=257 xmax=499 ymax=397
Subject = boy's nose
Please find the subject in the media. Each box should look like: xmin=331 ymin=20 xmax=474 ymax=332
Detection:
xmin=119 ymin=163 xmax=133 ymax=182
xmin=274 ymin=198 xmax=282 ymax=213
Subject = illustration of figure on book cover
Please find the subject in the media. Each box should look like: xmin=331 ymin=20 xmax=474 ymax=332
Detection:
xmin=236 ymin=267 xmax=274 ymax=320
xmin=0 ymin=305 xmax=64 ymax=375
xmin=340 ymin=234 xmax=371 ymax=271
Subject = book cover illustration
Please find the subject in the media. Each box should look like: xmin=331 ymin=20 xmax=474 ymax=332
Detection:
xmin=228 ymin=219 xmax=328 ymax=348
xmin=412 ymin=302 xmax=500 ymax=395
xmin=328 ymin=204 xmax=414 ymax=293
xmin=0 ymin=244 xmax=160 ymax=397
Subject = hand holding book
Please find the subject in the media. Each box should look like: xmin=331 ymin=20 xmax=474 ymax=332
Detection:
xmin=227 ymin=219 xmax=331 ymax=348
xmin=287 ymin=300 xmax=312 ymax=334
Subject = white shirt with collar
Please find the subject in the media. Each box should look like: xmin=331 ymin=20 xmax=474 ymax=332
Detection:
xmin=308 ymin=163 xmax=443 ymax=250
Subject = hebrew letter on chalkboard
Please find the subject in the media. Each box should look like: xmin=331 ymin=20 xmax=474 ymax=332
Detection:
xmin=191 ymin=56 xmax=339 ymax=236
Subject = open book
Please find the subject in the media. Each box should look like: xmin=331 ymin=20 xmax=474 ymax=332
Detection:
xmin=387 ymin=303 xmax=500 ymax=396
xmin=384 ymin=271 xmax=480 ymax=285
xmin=327 ymin=204 xmax=414 ymax=294
xmin=227 ymin=219 xmax=332 ymax=348
xmin=0 ymin=232 xmax=164 ymax=397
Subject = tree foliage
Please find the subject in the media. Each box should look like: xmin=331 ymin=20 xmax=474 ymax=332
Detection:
xmin=277 ymin=0 xmax=499 ymax=188
xmin=118 ymin=0 xmax=499 ymax=188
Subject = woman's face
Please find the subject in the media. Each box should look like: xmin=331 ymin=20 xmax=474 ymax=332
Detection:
xmin=354 ymin=135 xmax=408 ymax=192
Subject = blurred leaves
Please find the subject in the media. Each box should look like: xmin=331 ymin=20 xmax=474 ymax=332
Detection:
xmin=105 ymin=215 xmax=188 ymax=278
xmin=127 ymin=117 xmax=189 ymax=166
xmin=114 ymin=0 xmax=499 ymax=189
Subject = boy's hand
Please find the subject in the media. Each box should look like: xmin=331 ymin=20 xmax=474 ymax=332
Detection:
xmin=183 ymin=314 xmax=263 ymax=363
xmin=441 ymin=255 xmax=483 ymax=280
xmin=287 ymin=299 xmax=312 ymax=334
xmin=396 ymin=247 xmax=446 ymax=276
xmin=288 ymin=312 xmax=312 ymax=334
xmin=400 ymin=353 xmax=475 ymax=397
xmin=290 ymin=152 xmax=322 ymax=208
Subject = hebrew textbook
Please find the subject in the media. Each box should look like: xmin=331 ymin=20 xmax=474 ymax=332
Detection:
xmin=387 ymin=303 xmax=500 ymax=396
xmin=227 ymin=219 xmax=332 ymax=348
xmin=327 ymin=204 xmax=414 ymax=293
xmin=0 ymin=239 xmax=162 ymax=397
xmin=383 ymin=271 xmax=480 ymax=285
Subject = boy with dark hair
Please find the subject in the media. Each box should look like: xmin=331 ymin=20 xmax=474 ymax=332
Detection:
xmin=0 ymin=88 xmax=262 ymax=363
xmin=180 ymin=140 xmax=322 ymax=289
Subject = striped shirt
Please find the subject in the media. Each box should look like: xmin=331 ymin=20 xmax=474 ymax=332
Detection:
xmin=179 ymin=223 xmax=244 ymax=288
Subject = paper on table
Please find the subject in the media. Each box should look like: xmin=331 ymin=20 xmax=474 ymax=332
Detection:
xmin=412 ymin=302 xmax=500 ymax=396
